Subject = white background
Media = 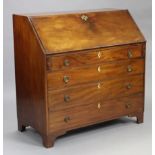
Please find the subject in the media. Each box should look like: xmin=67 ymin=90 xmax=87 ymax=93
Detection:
xmin=3 ymin=0 xmax=152 ymax=155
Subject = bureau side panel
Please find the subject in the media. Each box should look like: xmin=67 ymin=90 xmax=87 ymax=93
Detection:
xmin=13 ymin=15 xmax=48 ymax=135
xmin=143 ymin=42 xmax=146 ymax=113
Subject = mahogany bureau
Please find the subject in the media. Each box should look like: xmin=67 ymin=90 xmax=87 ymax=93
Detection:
xmin=13 ymin=9 xmax=146 ymax=148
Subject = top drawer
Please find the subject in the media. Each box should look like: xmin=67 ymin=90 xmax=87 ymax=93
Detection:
xmin=47 ymin=44 xmax=144 ymax=71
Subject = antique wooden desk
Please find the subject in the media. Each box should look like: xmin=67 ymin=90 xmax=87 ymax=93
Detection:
xmin=13 ymin=9 xmax=146 ymax=148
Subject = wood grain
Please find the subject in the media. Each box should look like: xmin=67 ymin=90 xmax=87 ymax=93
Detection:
xmin=49 ymin=94 xmax=144 ymax=132
xmin=48 ymin=74 xmax=144 ymax=111
xmin=13 ymin=10 xmax=146 ymax=148
xmin=30 ymin=10 xmax=145 ymax=54
xmin=47 ymin=59 xmax=144 ymax=90
xmin=47 ymin=43 xmax=143 ymax=71
xmin=13 ymin=15 xmax=48 ymax=135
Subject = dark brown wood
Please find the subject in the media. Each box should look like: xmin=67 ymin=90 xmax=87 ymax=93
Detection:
xmin=48 ymin=74 xmax=144 ymax=111
xmin=30 ymin=10 xmax=145 ymax=54
xmin=47 ymin=44 xmax=143 ymax=71
xmin=48 ymin=94 xmax=144 ymax=132
xmin=128 ymin=111 xmax=144 ymax=124
xmin=13 ymin=10 xmax=146 ymax=148
xmin=136 ymin=112 xmax=144 ymax=124
xmin=18 ymin=124 xmax=26 ymax=132
xmin=13 ymin=15 xmax=48 ymax=137
xmin=42 ymin=135 xmax=55 ymax=148
xmin=47 ymin=59 xmax=144 ymax=89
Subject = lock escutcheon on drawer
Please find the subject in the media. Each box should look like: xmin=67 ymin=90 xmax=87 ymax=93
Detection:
xmin=98 ymin=51 xmax=102 ymax=58
xmin=97 ymin=102 xmax=101 ymax=109
xmin=81 ymin=15 xmax=88 ymax=21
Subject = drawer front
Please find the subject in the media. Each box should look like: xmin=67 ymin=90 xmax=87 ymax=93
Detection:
xmin=47 ymin=44 xmax=144 ymax=71
xmin=47 ymin=59 xmax=144 ymax=90
xmin=48 ymin=75 xmax=144 ymax=111
xmin=48 ymin=94 xmax=144 ymax=132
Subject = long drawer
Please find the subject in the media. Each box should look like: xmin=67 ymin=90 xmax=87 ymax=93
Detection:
xmin=48 ymin=94 xmax=144 ymax=132
xmin=47 ymin=44 xmax=144 ymax=71
xmin=48 ymin=74 xmax=144 ymax=111
xmin=47 ymin=59 xmax=144 ymax=90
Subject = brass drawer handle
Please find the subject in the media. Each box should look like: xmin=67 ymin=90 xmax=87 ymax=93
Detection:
xmin=81 ymin=15 xmax=88 ymax=21
xmin=64 ymin=59 xmax=70 ymax=66
xmin=97 ymin=102 xmax=101 ymax=109
xmin=126 ymin=83 xmax=132 ymax=89
xmin=64 ymin=95 xmax=70 ymax=102
xmin=125 ymin=103 xmax=131 ymax=109
xmin=63 ymin=76 xmax=69 ymax=83
xmin=64 ymin=116 xmax=70 ymax=123
xmin=127 ymin=65 xmax=132 ymax=72
xmin=128 ymin=50 xmax=133 ymax=58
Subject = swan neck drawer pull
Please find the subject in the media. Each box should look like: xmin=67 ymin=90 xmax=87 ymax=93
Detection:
xmin=125 ymin=103 xmax=131 ymax=109
xmin=64 ymin=95 xmax=70 ymax=102
xmin=126 ymin=83 xmax=132 ymax=89
xmin=64 ymin=59 xmax=70 ymax=66
xmin=128 ymin=50 xmax=133 ymax=58
xmin=64 ymin=116 xmax=70 ymax=123
xmin=127 ymin=65 xmax=132 ymax=72
xmin=63 ymin=76 xmax=69 ymax=83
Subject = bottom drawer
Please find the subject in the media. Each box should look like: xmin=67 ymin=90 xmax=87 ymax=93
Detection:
xmin=48 ymin=94 xmax=144 ymax=132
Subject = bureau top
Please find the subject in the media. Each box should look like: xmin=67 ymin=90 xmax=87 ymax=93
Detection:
xmin=13 ymin=9 xmax=145 ymax=54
